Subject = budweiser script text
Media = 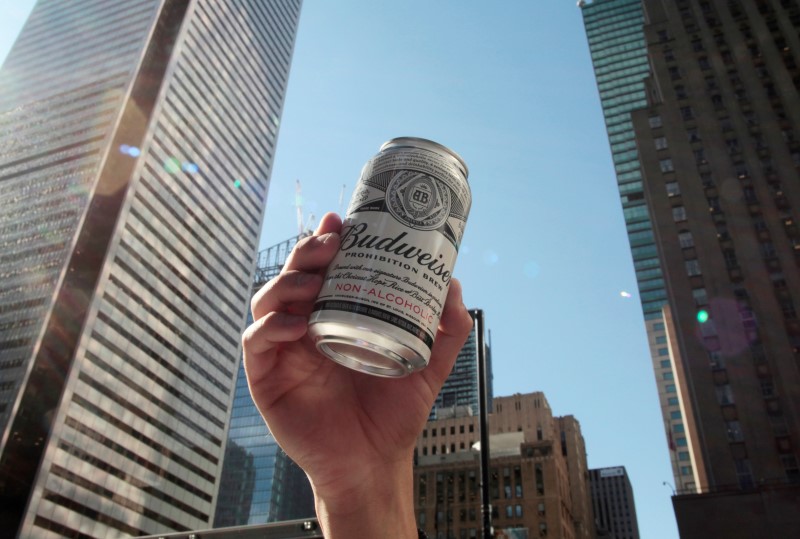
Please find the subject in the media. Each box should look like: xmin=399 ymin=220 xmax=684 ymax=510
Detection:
xmin=339 ymin=222 xmax=452 ymax=284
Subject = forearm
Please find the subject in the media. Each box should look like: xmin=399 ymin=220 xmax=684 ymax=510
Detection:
xmin=311 ymin=456 xmax=418 ymax=539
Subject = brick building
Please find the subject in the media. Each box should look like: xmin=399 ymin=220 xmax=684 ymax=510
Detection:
xmin=414 ymin=392 xmax=595 ymax=539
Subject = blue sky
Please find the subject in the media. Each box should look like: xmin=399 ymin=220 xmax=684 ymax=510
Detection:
xmin=1 ymin=2 xmax=679 ymax=537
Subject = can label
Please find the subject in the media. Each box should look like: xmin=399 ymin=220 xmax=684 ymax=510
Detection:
xmin=313 ymin=145 xmax=470 ymax=350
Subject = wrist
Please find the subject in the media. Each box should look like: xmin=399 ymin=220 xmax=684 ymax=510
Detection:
xmin=311 ymin=455 xmax=417 ymax=539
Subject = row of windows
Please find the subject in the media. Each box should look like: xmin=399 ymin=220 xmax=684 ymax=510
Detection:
xmin=153 ymin=94 xmax=263 ymax=244
xmin=90 ymin=326 xmax=225 ymax=428
xmin=70 ymin=392 xmax=216 ymax=484
xmin=85 ymin=346 xmax=224 ymax=443
xmin=93 ymin=311 xmax=230 ymax=407
xmin=63 ymin=415 xmax=212 ymax=506
xmin=129 ymin=193 xmax=248 ymax=311
xmin=194 ymin=2 xmax=289 ymax=118
xmin=115 ymin=240 xmax=239 ymax=354
xmin=423 ymin=424 xmax=475 ymax=437
xmin=103 ymin=261 xmax=236 ymax=379
xmin=76 ymin=369 xmax=220 ymax=464
xmin=56 ymin=439 xmax=208 ymax=521
xmin=120 ymin=225 xmax=243 ymax=338
xmin=168 ymin=54 xmax=275 ymax=189
xmin=38 ymin=491 xmax=147 ymax=537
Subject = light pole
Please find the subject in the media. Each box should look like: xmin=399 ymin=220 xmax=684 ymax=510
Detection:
xmin=474 ymin=310 xmax=493 ymax=539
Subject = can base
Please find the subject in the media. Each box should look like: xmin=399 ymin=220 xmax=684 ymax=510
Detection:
xmin=308 ymin=319 xmax=429 ymax=378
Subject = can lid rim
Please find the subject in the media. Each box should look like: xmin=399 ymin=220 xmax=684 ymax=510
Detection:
xmin=379 ymin=137 xmax=469 ymax=179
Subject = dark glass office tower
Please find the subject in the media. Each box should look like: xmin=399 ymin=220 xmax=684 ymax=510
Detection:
xmin=589 ymin=467 xmax=640 ymax=539
xmin=629 ymin=1 xmax=800 ymax=536
xmin=214 ymin=236 xmax=306 ymax=527
xmin=579 ymin=0 xmax=692 ymax=491
xmin=0 ymin=1 xmax=301 ymax=537
xmin=431 ymin=309 xmax=493 ymax=419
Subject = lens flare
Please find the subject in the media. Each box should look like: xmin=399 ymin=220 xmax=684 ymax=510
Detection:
xmin=697 ymin=309 xmax=710 ymax=323
xmin=119 ymin=144 xmax=141 ymax=157
xmin=234 ymin=179 xmax=242 ymax=189
xmin=163 ymin=157 xmax=182 ymax=174
xmin=620 ymin=291 xmax=632 ymax=298
xmin=182 ymin=162 xmax=198 ymax=174
xmin=523 ymin=261 xmax=540 ymax=279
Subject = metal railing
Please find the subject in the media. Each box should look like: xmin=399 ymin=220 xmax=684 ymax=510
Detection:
xmin=253 ymin=233 xmax=308 ymax=287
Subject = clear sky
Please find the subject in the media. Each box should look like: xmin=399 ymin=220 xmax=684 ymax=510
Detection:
xmin=1 ymin=2 xmax=679 ymax=538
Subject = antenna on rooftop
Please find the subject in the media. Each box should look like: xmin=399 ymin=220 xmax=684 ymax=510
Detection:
xmin=338 ymin=183 xmax=346 ymax=215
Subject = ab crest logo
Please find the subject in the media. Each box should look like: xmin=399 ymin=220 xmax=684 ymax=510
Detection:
xmin=386 ymin=170 xmax=451 ymax=231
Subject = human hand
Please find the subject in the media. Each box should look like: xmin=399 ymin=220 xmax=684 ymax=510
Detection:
xmin=243 ymin=211 xmax=473 ymax=538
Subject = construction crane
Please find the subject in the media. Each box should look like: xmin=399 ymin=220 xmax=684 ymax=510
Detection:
xmin=295 ymin=179 xmax=315 ymax=235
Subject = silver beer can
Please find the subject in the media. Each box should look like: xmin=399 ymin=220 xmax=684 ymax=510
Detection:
xmin=308 ymin=137 xmax=471 ymax=377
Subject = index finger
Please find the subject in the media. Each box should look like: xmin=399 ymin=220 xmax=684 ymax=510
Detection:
xmin=281 ymin=212 xmax=343 ymax=273
xmin=250 ymin=212 xmax=342 ymax=320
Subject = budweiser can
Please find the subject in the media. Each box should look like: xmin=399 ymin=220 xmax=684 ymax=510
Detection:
xmin=308 ymin=137 xmax=471 ymax=377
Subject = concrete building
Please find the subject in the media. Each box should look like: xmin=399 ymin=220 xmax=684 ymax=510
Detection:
xmin=588 ymin=466 xmax=640 ymax=539
xmin=583 ymin=0 xmax=800 ymax=536
xmin=579 ymin=0 xmax=692 ymax=491
xmin=631 ymin=1 xmax=800 ymax=536
xmin=414 ymin=392 xmax=595 ymax=539
xmin=0 ymin=1 xmax=301 ymax=536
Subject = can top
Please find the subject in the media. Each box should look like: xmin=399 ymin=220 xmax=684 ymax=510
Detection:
xmin=379 ymin=137 xmax=468 ymax=179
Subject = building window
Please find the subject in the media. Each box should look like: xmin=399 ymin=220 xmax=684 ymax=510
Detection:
xmin=681 ymin=465 xmax=693 ymax=476
xmin=666 ymin=181 xmax=681 ymax=197
xmin=679 ymin=451 xmax=690 ymax=461
xmin=693 ymin=288 xmax=708 ymax=305
xmin=515 ymin=505 xmax=523 ymax=518
xmin=660 ymin=360 xmax=671 ymax=368
xmin=655 ymin=136 xmax=668 ymax=150
xmin=688 ymin=127 xmax=701 ymax=142
xmin=680 ymin=106 xmax=694 ymax=120
xmin=717 ymin=385 xmax=735 ymax=406
xmin=671 ymin=410 xmax=682 ymax=419
xmin=694 ymin=149 xmax=707 ymax=164
xmin=666 ymin=384 xmax=677 ymax=393
xmin=735 ymin=458 xmax=754 ymax=488
xmin=673 ymin=206 xmax=686 ymax=221
xmin=649 ymin=115 xmax=663 ymax=128
xmin=668 ymin=397 xmax=679 ymax=406
xmin=685 ymin=259 xmax=702 ymax=276
xmin=660 ymin=158 xmax=675 ymax=173
xmin=678 ymin=230 xmax=694 ymax=248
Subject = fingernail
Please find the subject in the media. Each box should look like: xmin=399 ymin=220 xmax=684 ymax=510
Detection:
xmin=318 ymin=232 xmax=339 ymax=244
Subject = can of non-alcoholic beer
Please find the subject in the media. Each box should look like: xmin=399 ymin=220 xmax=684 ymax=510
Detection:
xmin=308 ymin=137 xmax=471 ymax=377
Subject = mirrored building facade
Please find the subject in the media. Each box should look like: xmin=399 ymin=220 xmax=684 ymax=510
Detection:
xmin=0 ymin=1 xmax=301 ymax=536
xmin=214 ymin=235 xmax=307 ymax=527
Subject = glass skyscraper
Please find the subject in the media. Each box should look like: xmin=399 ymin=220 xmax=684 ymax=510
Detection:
xmin=0 ymin=1 xmax=301 ymax=536
xmin=214 ymin=235 xmax=307 ymax=527
xmin=580 ymin=0 xmax=692 ymax=491
xmin=431 ymin=309 xmax=493 ymax=419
